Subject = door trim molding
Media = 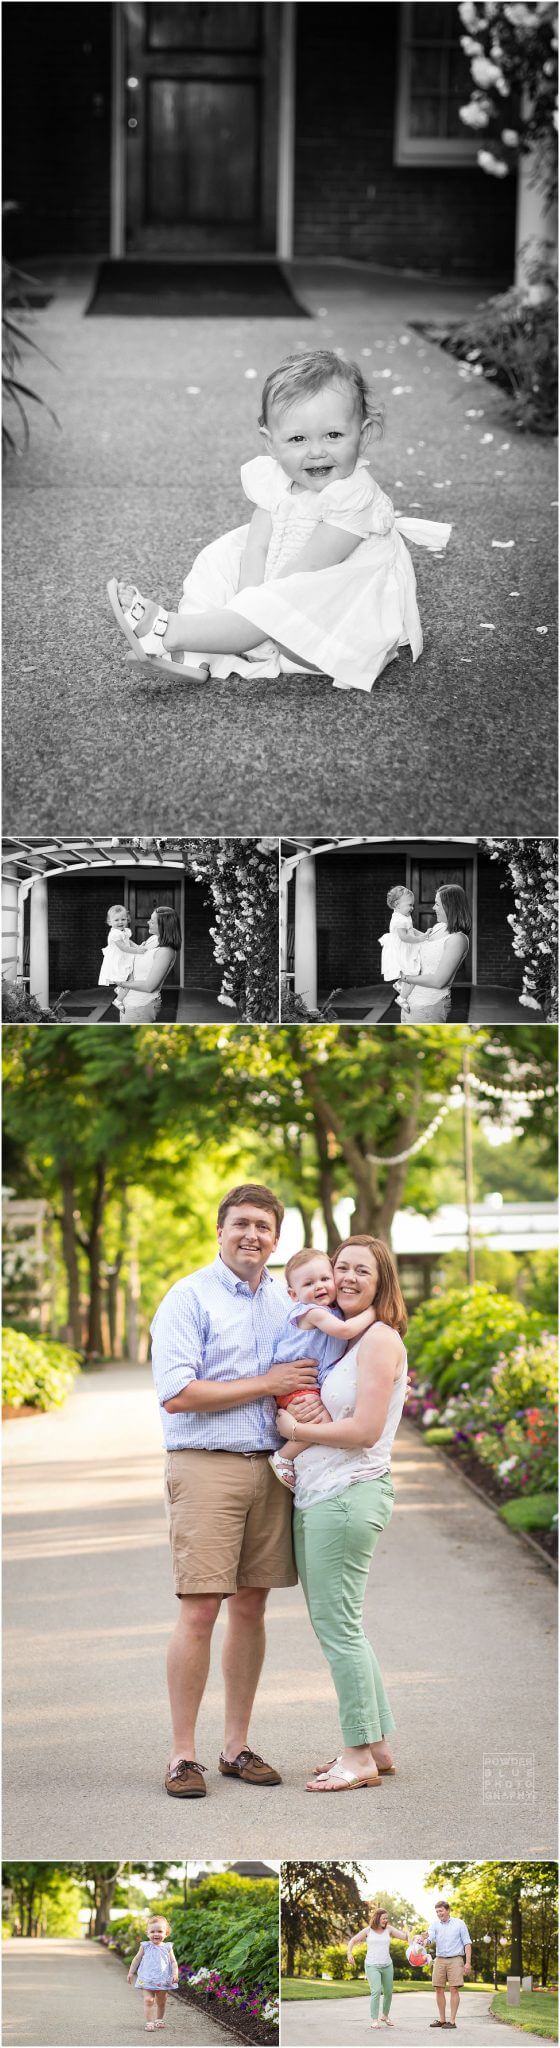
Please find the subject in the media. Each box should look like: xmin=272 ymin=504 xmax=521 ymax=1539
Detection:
xmin=276 ymin=1 xmax=296 ymax=258
xmin=110 ymin=3 xmax=126 ymax=257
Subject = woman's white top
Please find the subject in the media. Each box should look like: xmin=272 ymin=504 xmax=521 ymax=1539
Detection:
xmin=380 ymin=908 xmax=421 ymax=981
xmin=366 ymin=1929 xmax=392 ymax=1967
xmin=293 ymin=1329 xmax=407 ymax=1511
xmin=180 ymin=453 xmax=452 ymax=694
xmin=399 ymin=922 xmax=468 ymax=1016
xmin=120 ymin=937 xmax=168 ymax=1019
xmin=98 ymin=928 xmax=135 ymax=985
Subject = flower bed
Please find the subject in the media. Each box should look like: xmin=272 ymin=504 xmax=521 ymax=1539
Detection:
xmin=405 ymin=1322 xmax=557 ymax=1560
xmin=178 ymin=1967 xmax=279 ymax=2046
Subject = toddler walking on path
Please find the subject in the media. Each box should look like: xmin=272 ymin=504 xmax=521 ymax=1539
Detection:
xmin=108 ymin=349 xmax=451 ymax=694
xmin=128 ymin=1917 xmax=178 ymax=2032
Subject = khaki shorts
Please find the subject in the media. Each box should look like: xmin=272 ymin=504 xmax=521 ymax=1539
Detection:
xmin=432 ymin=1958 xmax=464 ymax=1989
xmin=165 ymin=1448 xmax=297 ymax=1597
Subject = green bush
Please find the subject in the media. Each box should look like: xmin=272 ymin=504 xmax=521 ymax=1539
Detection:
xmin=105 ymin=1912 xmax=150 ymax=1964
xmin=423 ymin=1427 xmax=456 ymax=1446
xmin=406 ymin=1286 xmax=545 ymax=1400
xmin=2 ymin=1327 xmax=80 ymax=1411
xmin=521 ymin=1251 xmax=559 ymax=1330
xmin=171 ymin=1879 xmax=278 ymax=1998
xmin=499 ymin=1494 xmax=557 ymax=1534
xmin=321 ymin=1946 xmax=349 ymax=1981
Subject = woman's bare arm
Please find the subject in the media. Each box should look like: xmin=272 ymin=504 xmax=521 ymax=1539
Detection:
xmin=276 ymin=524 xmax=362 ymax=578
xmin=347 ymin=1924 xmax=370 ymax=1956
xmin=277 ymin=1324 xmax=403 ymax=1448
xmin=117 ymin=945 xmax=175 ymax=994
xmin=127 ymin=1946 xmax=144 ymax=1980
xmin=398 ymin=932 xmax=467 ymax=989
xmin=238 ymin=507 xmax=273 ymax=589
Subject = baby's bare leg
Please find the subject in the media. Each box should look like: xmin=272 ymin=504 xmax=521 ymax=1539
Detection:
xmin=164 ymin=608 xmax=324 ymax=670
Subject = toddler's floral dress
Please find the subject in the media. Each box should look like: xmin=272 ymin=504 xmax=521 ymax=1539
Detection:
xmin=136 ymin=1942 xmax=175 ymax=1991
xmin=178 ymin=455 xmax=451 ymax=691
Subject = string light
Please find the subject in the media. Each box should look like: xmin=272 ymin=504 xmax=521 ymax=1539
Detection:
xmin=364 ymin=1068 xmax=556 ymax=1166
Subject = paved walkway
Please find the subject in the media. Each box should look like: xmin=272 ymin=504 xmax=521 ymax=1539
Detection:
xmin=3 ymin=1367 xmax=556 ymax=1860
xmin=2 ymin=1939 xmax=219 ymax=2046
xmin=3 ymin=262 xmax=556 ymax=836
xmin=280 ymin=1990 xmax=546 ymax=2047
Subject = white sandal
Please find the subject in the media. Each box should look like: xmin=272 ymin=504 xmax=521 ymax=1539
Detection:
xmin=306 ymin=1754 xmax=381 ymax=1792
xmin=107 ymin=580 xmax=205 ymax=679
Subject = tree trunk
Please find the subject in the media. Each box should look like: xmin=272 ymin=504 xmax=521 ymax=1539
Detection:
xmin=25 ymin=1885 xmax=36 ymax=1938
xmin=94 ymin=1870 xmax=124 ymax=1937
xmin=86 ymin=1161 xmax=107 ymax=1356
xmin=511 ymin=1896 xmax=523 ymax=1977
xmin=60 ymin=1167 xmax=82 ymax=1347
xmin=285 ymin=1937 xmax=296 ymax=1976
xmin=313 ymin=1115 xmax=340 ymax=1250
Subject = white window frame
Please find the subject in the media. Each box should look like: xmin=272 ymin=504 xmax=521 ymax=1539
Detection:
xmin=394 ymin=1 xmax=480 ymax=167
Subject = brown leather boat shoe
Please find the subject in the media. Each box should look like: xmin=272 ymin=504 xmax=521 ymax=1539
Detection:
xmin=165 ymin=1758 xmax=207 ymax=1798
xmin=218 ymin=1747 xmax=282 ymax=1785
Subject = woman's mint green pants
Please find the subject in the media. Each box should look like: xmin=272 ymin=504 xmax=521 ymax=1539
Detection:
xmin=293 ymin=1474 xmax=395 ymax=1745
xmin=366 ymin=1960 xmax=394 ymax=2020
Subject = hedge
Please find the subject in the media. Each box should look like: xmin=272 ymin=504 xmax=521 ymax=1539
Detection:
xmin=2 ymin=1327 xmax=81 ymax=1411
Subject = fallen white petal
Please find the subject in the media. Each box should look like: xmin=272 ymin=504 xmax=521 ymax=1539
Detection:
xmin=536 ymin=626 xmax=549 ymax=634
xmin=491 ymin=539 xmax=515 ymax=548
xmin=186 ymin=386 xmax=200 ymax=395
xmin=244 ymin=368 xmax=258 ymax=379
xmin=479 ymin=622 xmax=496 ymax=630
xmin=480 ymin=433 xmax=494 ymax=443
xmin=466 ymin=408 xmax=485 ymax=417
xmin=509 ymin=591 xmax=521 ymax=598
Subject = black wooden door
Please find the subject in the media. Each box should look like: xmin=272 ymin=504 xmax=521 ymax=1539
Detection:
xmin=409 ymin=856 xmax=473 ymax=982
xmin=127 ymin=878 xmax=182 ymax=984
xmin=124 ymin=3 xmax=280 ymax=252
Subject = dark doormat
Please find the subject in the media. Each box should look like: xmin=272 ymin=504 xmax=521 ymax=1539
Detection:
xmin=85 ymin=260 xmax=309 ymax=319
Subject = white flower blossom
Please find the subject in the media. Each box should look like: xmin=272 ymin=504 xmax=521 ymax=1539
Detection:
xmin=478 ymin=148 xmax=509 ymax=174
xmin=460 ymin=98 xmax=491 ymax=127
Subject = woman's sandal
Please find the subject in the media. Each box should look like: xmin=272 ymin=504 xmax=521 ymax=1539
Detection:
xmin=312 ymin=1756 xmax=396 ymax=1777
xmin=107 ymin=580 xmax=207 ymax=679
xmin=306 ymin=1756 xmax=381 ymax=1792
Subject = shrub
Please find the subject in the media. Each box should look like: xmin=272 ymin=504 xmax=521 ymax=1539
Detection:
xmin=423 ymin=1427 xmax=456 ymax=1446
xmin=2 ymin=977 xmax=61 ymax=1023
xmin=321 ymin=1946 xmax=350 ymax=1981
xmin=425 ymin=282 xmax=558 ymax=435
xmin=499 ymin=1494 xmax=557 ymax=1533
xmin=171 ymin=1879 xmax=278 ymax=1999
xmin=2 ymin=1327 xmax=80 ymax=1411
xmin=406 ymin=1286 xmax=545 ymax=1401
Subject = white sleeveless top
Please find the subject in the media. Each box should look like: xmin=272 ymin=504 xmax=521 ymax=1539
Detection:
xmin=293 ymin=1329 xmax=407 ymax=1511
xmin=366 ymin=1928 xmax=392 ymax=1967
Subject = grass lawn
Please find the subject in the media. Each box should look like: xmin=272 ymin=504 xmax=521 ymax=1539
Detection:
xmin=282 ymin=1981 xmax=495 ymax=2001
xmin=491 ymin=1991 xmax=558 ymax=2040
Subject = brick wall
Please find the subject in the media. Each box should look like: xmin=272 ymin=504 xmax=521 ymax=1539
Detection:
xmin=317 ymin=849 xmax=405 ymax=987
xmin=184 ymin=878 xmax=221 ymax=989
xmin=293 ymin=4 xmax=516 ymax=275
xmin=3 ymin=5 xmax=112 ymax=258
xmin=477 ymin=853 xmax=521 ymax=988
xmin=48 ymin=876 xmax=122 ymax=989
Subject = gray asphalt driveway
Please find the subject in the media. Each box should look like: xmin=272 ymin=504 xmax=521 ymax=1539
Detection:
xmin=3 ymin=262 xmax=556 ymax=835
xmin=280 ymin=1989 xmax=547 ymax=2047
xmin=3 ymin=1366 xmax=556 ymax=1862
xmin=2 ymin=1939 xmax=219 ymax=2047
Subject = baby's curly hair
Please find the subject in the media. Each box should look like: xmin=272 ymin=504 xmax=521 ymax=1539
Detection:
xmin=259 ymin=349 xmax=384 ymax=438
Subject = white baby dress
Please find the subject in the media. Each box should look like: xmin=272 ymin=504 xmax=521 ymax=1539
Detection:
xmin=178 ymin=455 xmax=451 ymax=691
xmin=99 ymin=928 xmax=135 ymax=986
xmin=380 ymin=908 xmax=422 ymax=981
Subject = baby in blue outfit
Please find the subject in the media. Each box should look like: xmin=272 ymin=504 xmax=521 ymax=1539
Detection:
xmin=128 ymin=1915 xmax=178 ymax=2031
xmin=270 ymin=1247 xmax=376 ymax=1490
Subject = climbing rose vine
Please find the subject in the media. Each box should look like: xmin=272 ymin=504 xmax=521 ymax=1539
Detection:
xmin=184 ymin=839 xmax=279 ymax=1022
xmin=483 ymin=838 xmax=558 ymax=1017
xmin=459 ymin=1 xmax=558 ymax=196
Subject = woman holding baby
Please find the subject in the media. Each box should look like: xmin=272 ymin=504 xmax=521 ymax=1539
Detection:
xmin=276 ymin=1234 xmax=408 ymax=1794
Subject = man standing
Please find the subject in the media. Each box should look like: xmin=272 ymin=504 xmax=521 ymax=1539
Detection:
xmin=151 ymin=1183 xmax=318 ymax=1799
xmin=424 ymin=1901 xmax=472 ymax=2031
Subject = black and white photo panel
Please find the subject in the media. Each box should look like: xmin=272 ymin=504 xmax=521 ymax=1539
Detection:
xmin=280 ymin=838 xmax=558 ymax=1025
xmin=2 ymin=836 xmax=280 ymax=1026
